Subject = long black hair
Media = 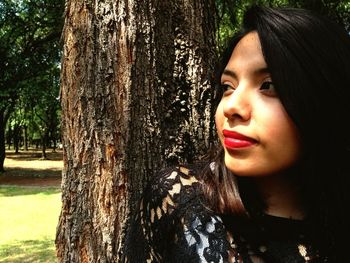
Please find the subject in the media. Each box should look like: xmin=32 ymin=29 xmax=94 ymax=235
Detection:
xmin=202 ymin=5 xmax=350 ymax=261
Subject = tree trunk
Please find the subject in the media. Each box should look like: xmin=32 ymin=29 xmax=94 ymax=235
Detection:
xmin=23 ymin=125 xmax=28 ymax=151
xmin=41 ymin=129 xmax=48 ymax=159
xmin=56 ymin=0 xmax=217 ymax=262
xmin=50 ymin=113 xmax=58 ymax=152
xmin=0 ymin=110 xmax=5 ymax=172
xmin=0 ymin=108 xmax=12 ymax=172
xmin=13 ymin=123 xmax=20 ymax=154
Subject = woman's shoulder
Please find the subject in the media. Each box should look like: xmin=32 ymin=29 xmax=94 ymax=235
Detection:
xmin=139 ymin=164 xmax=238 ymax=262
xmin=150 ymin=164 xmax=203 ymax=192
xmin=126 ymin=163 xmax=243 ymax=262
xmin=142 ymin=164 xmax=205 ymax=216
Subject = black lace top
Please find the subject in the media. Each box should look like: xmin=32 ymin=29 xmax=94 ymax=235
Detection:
xmin=124 ymin=166 xmax=326 ymax=262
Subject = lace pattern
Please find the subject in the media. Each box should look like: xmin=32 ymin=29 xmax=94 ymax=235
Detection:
xmin=124 ymin=166 xmax=324 ymax=263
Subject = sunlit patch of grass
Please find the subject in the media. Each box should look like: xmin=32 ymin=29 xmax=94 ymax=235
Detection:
xmin=0 ymin=239 xmax=56 ymax=263
xmin=0 ymin=186 xmax=61 ymax=263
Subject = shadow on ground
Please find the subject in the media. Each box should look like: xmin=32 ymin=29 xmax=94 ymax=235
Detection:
xmin=0 ymin=186 xmax=61 ymax=197
xmin=5 ymin=150 xmax=63 ymax=161
xmin=0 ymin=171 xmax=61 ymax=188
xmin=0 ymin=239 xmax=56 ymax=263
xmin=1 ymin=149 xmax=62 ymax=188
xmin=2 ymin=167 xmax=62 ymax=177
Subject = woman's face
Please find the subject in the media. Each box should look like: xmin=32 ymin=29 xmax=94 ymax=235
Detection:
xmin=215 ymin=32 xmax=301 ymax=177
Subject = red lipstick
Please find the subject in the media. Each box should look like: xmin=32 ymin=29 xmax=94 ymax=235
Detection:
xmin=223 ymin=130 xmax=256 ymax=149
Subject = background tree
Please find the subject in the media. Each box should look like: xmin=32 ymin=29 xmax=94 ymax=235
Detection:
xmin=0 ymin=0 xmax=64 ymax=171
xmin=55 ymin=0 xmax=217 ymax=262
xmin=216 ymin=0 xmax=350 ymax=53
xmin=25 ymin=66 xmax=61 ymax=158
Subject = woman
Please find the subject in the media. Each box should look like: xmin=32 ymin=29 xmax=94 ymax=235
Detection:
xmin=125 ymin=5 xmax=350 ymax=262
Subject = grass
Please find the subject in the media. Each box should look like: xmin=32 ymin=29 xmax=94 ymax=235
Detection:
xmin=0 ymin=149 xmax=62 ymax=263
xmin=0 ymin=186 xmax=61 ymax=263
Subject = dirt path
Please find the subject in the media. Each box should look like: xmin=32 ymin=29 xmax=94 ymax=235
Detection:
xmin=0 ymin=174 xmax=61 ymax=187
xmin=0 ymin=149 xmax=63 ymax=188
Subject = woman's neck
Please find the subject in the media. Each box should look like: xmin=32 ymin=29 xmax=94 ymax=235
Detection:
xmin=252 ymin=172 xmax=305 ymax=220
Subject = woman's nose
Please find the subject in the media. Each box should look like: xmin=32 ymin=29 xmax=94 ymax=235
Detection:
xmin=223 ymin=86 xmax=251 ymax=121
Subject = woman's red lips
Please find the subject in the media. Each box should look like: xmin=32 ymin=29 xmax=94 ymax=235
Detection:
xmin=223 ymin=130 xmax=257 ymax=149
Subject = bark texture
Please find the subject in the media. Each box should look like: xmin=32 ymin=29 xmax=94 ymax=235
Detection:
xmin=56 ymin=0 xmax=217 ymax=262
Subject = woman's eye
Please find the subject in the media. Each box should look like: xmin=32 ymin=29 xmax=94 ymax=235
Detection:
xmin=220 ymin=84 xmax=235 ymax=93
xmin=260 ymin=81 xmax=274 ymax=90
xmin=260 ymin=81 xmax=276 ymax=96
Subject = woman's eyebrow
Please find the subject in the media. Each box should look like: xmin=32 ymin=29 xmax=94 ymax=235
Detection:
xmin=222 ymin=67 xmax=270 ymax=80
xmin=222 ymin=69 xmax=237 ymax=79
xmin=254 ymin=67 xmax=270 ymax=75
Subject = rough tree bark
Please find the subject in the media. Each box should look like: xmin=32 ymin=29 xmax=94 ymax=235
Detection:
xmin=56 ymin=0 xmax=217 ymax=262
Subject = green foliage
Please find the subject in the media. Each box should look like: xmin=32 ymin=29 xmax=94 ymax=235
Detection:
xmin=0 ymin=0 xmax=64 ymax=150
xmin=216 ymin=0 xmax=350 ymax=55
xmin=20 ymin=64 xmax=61 ymax=143
xmin=216 ymin=0 xmax=289 ymax=53
xmin=0 ymin=0 xmax=63 ymax=101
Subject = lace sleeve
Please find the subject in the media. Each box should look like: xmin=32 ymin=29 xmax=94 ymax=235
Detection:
xmin=124 ymin=166 xmax=236 ymax=263
xmin=124 ymin=166 xmax=325 ymax=263
xmin=124 ymin=166 xmax=189 ymax=261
